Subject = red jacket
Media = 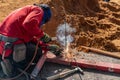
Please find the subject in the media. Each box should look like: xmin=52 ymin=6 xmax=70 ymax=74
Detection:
xmin=0 ymin=5 xmax=45 ymax=57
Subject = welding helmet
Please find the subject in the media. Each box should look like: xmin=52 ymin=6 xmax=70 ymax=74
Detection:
xmin=34 ymin=4 xmax=52 ymax=26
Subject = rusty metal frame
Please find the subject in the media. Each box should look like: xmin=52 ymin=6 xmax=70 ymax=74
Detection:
xmin=30 ymin=51 xmax=47 ymax=78
xmin=46 ymin=53 xmax=120 ymax=73
xmin=31 ymin=51 xmax=120 ymax=79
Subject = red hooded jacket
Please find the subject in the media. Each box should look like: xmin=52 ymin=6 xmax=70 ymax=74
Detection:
xmin=0 ymin=5 xmax=45 ymax=57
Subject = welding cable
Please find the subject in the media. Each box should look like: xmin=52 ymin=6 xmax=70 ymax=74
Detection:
xmin=17 ymin=68 xmax=30 ymax=80
xmin=0 ymin=39 xmax=40 ymax=80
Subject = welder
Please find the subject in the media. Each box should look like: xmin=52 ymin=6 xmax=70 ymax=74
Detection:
xmin=0 ymin=4 xmax=61 ymax=77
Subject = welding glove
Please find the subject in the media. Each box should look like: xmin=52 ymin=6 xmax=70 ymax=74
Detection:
xmin=47 ymin=45 xmax=62 ymax=56
xmin=41 ymin=33 xmax=51 ymax=43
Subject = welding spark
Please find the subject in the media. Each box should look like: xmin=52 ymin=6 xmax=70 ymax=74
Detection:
xmin=56 ymin=23 xmax=76 ymax=59
xmin=56 ymin=23 xmax=76 ymax=47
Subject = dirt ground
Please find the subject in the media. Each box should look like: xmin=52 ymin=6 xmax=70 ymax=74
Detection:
xmin=42 ymin=0 xmax=120 ymax=52
xmin=0 ymin=0 xmax=120 ymax=80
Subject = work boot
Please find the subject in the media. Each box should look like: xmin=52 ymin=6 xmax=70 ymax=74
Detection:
xmin=1 ymin=59 xmax=14 ymax=77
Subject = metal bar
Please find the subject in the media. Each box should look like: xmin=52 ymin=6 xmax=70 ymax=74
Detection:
xmin=31 ymin=51 xmax=47 ymax=78
xmin=81 ymin=46 xmax=120 ymax=59
xmin=46 ymin=53 xmax=120 ymax=73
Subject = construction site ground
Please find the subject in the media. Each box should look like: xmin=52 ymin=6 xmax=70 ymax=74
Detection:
xmin=0 ymin=0 xmax=120 ymax=80
xmin=39 ymin=51 xmax=120 ymax=80
xmin=1 ymin=51 xmax=120 ymax=80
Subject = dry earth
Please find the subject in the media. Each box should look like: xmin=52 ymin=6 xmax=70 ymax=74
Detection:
xmin=0 ymin=0 xmax=120 ymax=52
xmin=0 ymin=0 xmax=120 ymax=80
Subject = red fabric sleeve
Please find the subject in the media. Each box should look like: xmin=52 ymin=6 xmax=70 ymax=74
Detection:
xmin=31 ymin=37 xmax=49 ymax=51
xmin=22 ymin=7 xmax=44 ymax=39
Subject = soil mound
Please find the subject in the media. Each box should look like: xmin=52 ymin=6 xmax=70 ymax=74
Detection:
xmin=41 ymin=0 xmax=120 ymax=52
xmin=0 ymin=0 xmax=120 ymax=52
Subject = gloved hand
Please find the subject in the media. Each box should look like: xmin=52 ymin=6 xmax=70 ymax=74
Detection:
xmin=41 ymin=33 xmax=51 ymax=43
xmin=47 ymin=45 xmax=63 ymax=56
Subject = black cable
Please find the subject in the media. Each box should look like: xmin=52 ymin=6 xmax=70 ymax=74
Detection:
xmin=0 ymin=39 xmax=40 ymax=80
xmin=17 ymin=68 xmax=30 ymax=80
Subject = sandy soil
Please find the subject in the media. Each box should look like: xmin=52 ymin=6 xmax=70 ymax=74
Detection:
xmin=43 ymin=0 xmax=120 ymax=52
xmin=111 ymin=0 xmax=120 ymax=5
xmin=0 ymin=0 xmax=120 ymax=80
xmin=0 ymin=0 xmax=120 ymax=52
xmin=48 ymin=0 xmax=120 ymax=52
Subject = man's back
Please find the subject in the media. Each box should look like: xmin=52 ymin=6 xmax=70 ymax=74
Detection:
xmin=0 ymin=5 xmax=44 ymax=42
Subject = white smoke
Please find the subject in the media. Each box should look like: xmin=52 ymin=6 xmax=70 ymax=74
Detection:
xmin=56 ymin=23 xmax=76 ymax=47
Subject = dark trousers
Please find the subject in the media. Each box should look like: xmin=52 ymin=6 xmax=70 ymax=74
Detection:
xmin=0 ymin=42 xmax=42 ymax=76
